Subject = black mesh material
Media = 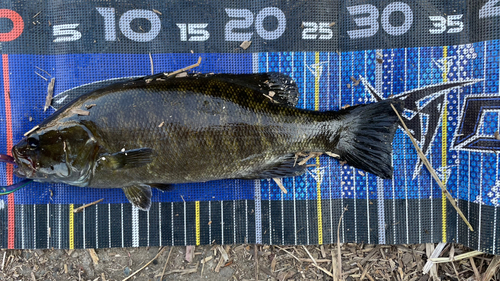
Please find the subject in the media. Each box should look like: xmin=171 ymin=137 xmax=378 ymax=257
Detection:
xmin=0 ymin=0 xmax=499 ymax=254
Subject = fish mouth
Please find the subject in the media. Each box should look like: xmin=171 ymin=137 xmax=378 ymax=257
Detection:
xmin=11 ymin=149 xmax=36 ymax=178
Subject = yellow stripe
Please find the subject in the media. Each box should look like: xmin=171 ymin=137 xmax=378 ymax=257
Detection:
xmin=442 ymin=46 xmax=448 ymax=243
xmin=69 ymin=204 xmax=74 ymax=249
xmin=314 ymin=52 xmax=323 ymax=245
xmin=195 ymin=201 xmax=200 ymax=246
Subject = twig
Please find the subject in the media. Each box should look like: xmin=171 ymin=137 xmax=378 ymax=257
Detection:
xmin=359 ymin=262 xmax=373 ymax=281
xmin=160 ymin=247 xmax=173 ymax=281
xmin=365 ymin=273 xmax=376 ymax=281
xmin=44 ymin=78 xmax=55 ymax=112
xmin=298 ymin=258 xmax=330 ymax=263
xmin=469 ymin=257 xmax=481 ymax=280
xmin=359 ymin=245 xmax=380 ymax=265
xmin=35 ymin=71 xmax=48 ymax=81
xmin=156 ymin=265 xmax=198 ymax=276
xmin=214 ymin=254 xmax=224 ymax=273
xmin=299 ymin=258 xmax=332 ymax=263
xmin=301 ymin=246 xmax=317 ymax=266
xmin=337 ymin=206 xmax=348 ymax=281
xmin=298 ymin=152 xmax=322 ymax=166
xmin=1 ymin=251 xmax=5 ymax=271
xmin=429 ymin=250 xmax=483 ymax=263
xmin=272 ymin=178 xmax=288 ymax=194
xmin=254 ymin=244 xmax=259 ymax=281
xmin=200 ymin=256 xmax=212 ymax=277
xmin=166 ymin=57 xmax=202 ymax=77
xmin=391 ymin=104 xmax=473 ymax=231
xmin=423 ymin=242 xmax=446 ymax=274
xmin=276 ymin=246 xmax=301 ymax=262
xmin=357 ymin=263 xmax=366 ymax=280
xmin=88 ymin=249 xmax=99 ymax=265
xmin=337 ymin=205 xmax=347 ymax=280
xmin=451 ymin=261 xmax=460 ymax=280
xmin=123 ymin=247 xmax=166 ymax=281
xmin=35 ymin=66 xmax=51 ymax=77
xmin=325 ymin=151 xmax=340 ymax=159
xmin=73 ymin=199 xmax=104 ymax=213
xmin=149 ymin=53 xmax=154 ymax=75
xmin=331 ymin=250 xmax=338 ymax=281
xmin=311 ymin=263 xmax=334 ymax=278
xmin=482 ymin=255 xmax=500 ymax=281
xmin=24 ymin=125 xmax=40 ymax=137
xmin=217 ymin=245 xmax=229 ymax=262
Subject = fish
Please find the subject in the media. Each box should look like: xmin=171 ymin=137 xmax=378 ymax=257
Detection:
xmin=10 ymin=72 xmax=403 ymax=211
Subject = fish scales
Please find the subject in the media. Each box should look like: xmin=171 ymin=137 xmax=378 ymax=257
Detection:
xmin=42 ymin=77 xmax=315 ymax=183
xmin=11 ymin=73 xmax=403 ymax=210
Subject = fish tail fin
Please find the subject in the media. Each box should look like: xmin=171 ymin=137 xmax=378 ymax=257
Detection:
xmin=325 ymin=99 xmax=403 ymax=179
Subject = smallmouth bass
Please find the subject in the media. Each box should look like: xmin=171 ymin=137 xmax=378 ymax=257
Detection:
xmin=10 ymin=72 xmax=402 ymax=210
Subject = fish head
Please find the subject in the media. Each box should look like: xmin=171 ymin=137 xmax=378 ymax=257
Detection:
xmin=12 ymin=122 xmax=99 ymax=186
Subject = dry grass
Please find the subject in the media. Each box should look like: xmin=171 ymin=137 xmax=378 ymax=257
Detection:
xmin=0 ymin=243 xmax=498 ymax=280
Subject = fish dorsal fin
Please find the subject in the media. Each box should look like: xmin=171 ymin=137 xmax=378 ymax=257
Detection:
xmin=100 ymin=148 xmax=154 ymax=170
xmin=52 ymin=76 xmax=142 ymax=110
xmin=211 ymin=73 xmax=299 ymax=107
xmin=52 ymin=72 xmax=299 ymax=111
xmin=122 ymin=184 xmax=152 ymax=211
xmin=239 ymin=153 xmax=308 ymax=179
xmin=129 ymin=72 xmax=300 ymax=107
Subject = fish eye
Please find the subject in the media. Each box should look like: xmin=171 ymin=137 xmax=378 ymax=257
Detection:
xmin=27 ymin=137 xmax=39 ymax=149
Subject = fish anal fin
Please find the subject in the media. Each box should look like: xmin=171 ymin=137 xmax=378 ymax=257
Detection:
xmin=102 ymin=148 xmax=154 ymax=170
xmin=149 ymin=183 xmax=174 ymax=191
xmin=122 ymin=185 xmax=152 ymax=211
xmin=239 ymin=154 xmax=307 ymax=179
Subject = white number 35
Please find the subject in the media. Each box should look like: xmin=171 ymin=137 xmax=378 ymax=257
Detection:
xmin=429 ymin=15 xmax=463 ymax=34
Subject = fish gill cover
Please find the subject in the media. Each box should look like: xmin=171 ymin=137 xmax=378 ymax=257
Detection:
xmin=0 ymin=0 xmax=499 ymax=253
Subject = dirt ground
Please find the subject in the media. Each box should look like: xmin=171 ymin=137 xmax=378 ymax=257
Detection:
xmin=0 ymin=243 xmax=499 ymax=281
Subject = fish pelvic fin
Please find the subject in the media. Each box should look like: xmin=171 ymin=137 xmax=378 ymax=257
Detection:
xmin=327 ymin=99 xmax=403 ymax=179
xmin=122 ymin=184 xmax=152 ymax=211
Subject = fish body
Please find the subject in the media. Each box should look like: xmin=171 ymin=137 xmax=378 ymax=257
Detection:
xmin=12 ymin=73 xmax=402 ymax=210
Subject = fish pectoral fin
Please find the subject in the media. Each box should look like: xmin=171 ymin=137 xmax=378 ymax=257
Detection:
xmin=122 ymin=185 xmax=152 ymax=211
xmin=239 ymin=154 xmax=307 ymax=179
xmin=149 ymin=183 xmax=174 ymax=191
xmin=104 ymin=148 xmax=154 ymax=170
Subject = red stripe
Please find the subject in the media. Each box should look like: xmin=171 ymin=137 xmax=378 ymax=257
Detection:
xmin=2 ymin=54 xmax=15 ymax=249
